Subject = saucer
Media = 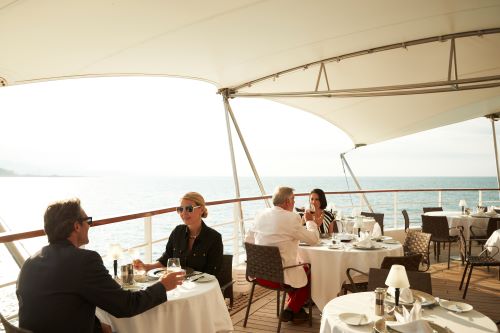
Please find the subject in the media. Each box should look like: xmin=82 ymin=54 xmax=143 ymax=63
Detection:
xmin=338 ymin=313 xmax=370 ymax=326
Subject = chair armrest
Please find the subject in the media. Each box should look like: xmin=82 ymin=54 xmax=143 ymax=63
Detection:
xmin=346 ymin=268 xmax=368 ymax=293
xmin=220 ymin=280 xmax=235 ymax=292
xmin=283 ymin=262 xmax=311 ymax=270
xmin=480 ymin=245 xmax=499 ymax=258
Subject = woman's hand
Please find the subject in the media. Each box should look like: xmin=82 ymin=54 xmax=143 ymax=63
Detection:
xmin=133 ymin=259 xmax=147 ymax=271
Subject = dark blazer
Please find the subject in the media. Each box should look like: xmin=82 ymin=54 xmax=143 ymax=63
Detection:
xmin=158 ymin=220 xmax=223 ymax=276
xmin=16 ymin=240 xmax=167 ymax=333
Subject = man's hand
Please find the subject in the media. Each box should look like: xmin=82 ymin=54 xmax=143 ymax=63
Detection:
xmin=159 ymin=271 xmax=185 ymax=291
xmin=133 ymin=259 xmax=146 ymax=271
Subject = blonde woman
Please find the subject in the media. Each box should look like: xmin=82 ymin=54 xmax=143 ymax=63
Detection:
xmin=134 ymin=192 xmax=223 ymax=275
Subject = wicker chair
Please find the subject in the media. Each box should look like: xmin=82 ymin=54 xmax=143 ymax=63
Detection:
xmin=367 ymin=268 xmax=433 ymax=294
xmin=243 ymin=242 xmax=312 ymax=332
xmin=0 ymin=313 xmax=32 ymax=333
xmin=341 ymin=254 xmax=423 ymax=294
xmin=217 ymin=254 xmax=235 ymax=308
xmin=458 ymin=226 xmax=500 ymax=299
xmin=422 ymin=207 xmax=443 ymax=213
xmin=403 ymin=230 xmax=431 ymax=271
xmin=361 ymin=212 xmax=384 ymax=235
xmin=421 ymin=215 xmax=460 ymax=269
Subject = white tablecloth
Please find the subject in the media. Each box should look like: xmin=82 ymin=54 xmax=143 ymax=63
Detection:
xmin=424 ymin=211 xmax=491 ymax=240
xmin=96 ymin=277 xmax=233 ymax=333
xmin=297 ymin=240 xmax=403 ymax=311
xmin=320 ymin=292 xmax=498 ymax=333
xmin=485 ymin=229 xmax=500 ymax=260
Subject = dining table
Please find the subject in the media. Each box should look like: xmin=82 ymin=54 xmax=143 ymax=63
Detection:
xmin=423 ymin=211 xmax=494 ymax=241
xmin=297 ymin=237 xmax=403 ymax=311
xmin=320 ymin=291 xmax=498 ymax=333
xmin=95 ymin=273 xmax=233 ymax=333
xmin=485 ymin=229 xmax=500 ymax=260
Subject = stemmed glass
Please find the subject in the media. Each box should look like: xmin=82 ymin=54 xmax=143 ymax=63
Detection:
xmin=166 ymin=258 xmax=184 ymax=296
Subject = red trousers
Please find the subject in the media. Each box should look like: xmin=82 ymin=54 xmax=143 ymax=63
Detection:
xmin=256 ymin=265 xmax=310 ymax=313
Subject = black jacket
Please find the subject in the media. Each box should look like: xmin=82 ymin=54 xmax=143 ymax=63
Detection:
xmin=16 ymin=240 xmax=167 ymax=333
xmin=157 ymin=221 xmax=223 ymax=276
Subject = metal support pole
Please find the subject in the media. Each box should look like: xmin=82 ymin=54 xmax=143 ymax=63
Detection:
xmin=340 ymin=150 xmax=373 ymax=213
xmin=144 ymin=216 xmax=152 ymax=263
xmin=490 ymin=115 xmax=500 ymax=199
xmin=223 ymin=96 xmax=270 ymax=208
xmin=0 ymin=217 xmax=26 ymax=268
xmin=222 ymin=95 xmax=245 ymax=258
xmin=393 ymin=192 xmax=398 ymax=229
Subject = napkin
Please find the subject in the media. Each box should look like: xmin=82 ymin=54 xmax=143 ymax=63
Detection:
xmin=371 ymin=223 xmax=382 ymax=237
xmin=388 ymin=319 xmax=433 ymax=333
xmin=356 ymin=237 xmax=373 ymax=248
xmin=387 ymin=287 xmax=414 ymax=304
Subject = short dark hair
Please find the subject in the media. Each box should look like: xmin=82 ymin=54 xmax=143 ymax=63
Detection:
xmin=44 ymin=198 xmax=84 ymax=243
xmin=310 ymin=188 xmax=327 ymax=209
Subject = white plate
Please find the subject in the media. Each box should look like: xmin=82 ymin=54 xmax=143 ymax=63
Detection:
xmin=383 ymin=239 xmax=399 ymax=244
xmin=439 ymin=299 xmax=473 ymax=312
xmin=385 ymin=289 xmax=436 ymax=306
xmin=353 ymin=244 xmax=384 ymax=250
xmin=328 ymin=244 xmax=343 ymax=250
xmin=193 ymin=274 xmax=216 ymax=283
xmin=147 ymin=268 xmax=168 ymax=280
xmin=338 ymin=313 xmax=371 ymax=326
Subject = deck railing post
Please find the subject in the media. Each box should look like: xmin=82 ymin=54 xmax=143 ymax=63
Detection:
xmin=438 ymin=191 xmax=442 ymax=207
xmin=479 ymin=190 xmax=483 ymax=207
xmin=144 ymin=216 xmax=152 ymax=263
xmin=393 ymin=192 xmax=398 ymax=229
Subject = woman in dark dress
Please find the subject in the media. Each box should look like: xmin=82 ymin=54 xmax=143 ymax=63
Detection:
xmin=304 ymin=188 xmax=337 ymax=234
xmin=134 ymin=192 xmax=223 ymax=276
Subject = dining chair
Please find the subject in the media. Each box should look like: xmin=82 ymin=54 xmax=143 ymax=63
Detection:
xmin=367 ymin=268 xmax=433 ymax=294
xmin=243 ymin=242 xmax=312 ymax=333
xmin=341 ymin=254 xmax=423 ymax=294
xmin=361 ymin=212 xmax=384 ymax=235
xmin=421 ymin=215 xmax=460 ymax=269
xmin=217 ymin=254 xmax=235 ymax=309
xmin=469 ymin=218 xmax=500 ymax=254
xmin=0 ymin=312 xmax=32 ymax=333
xmin=422 ymin=207 xmax=443 ymax=213
xmin=458 ymin=226 xmax=500 ymax=299
xmin=403 ymin=230 xmax=431 ymax=271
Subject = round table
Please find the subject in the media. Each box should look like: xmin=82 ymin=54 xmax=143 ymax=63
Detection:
xmin=424 ymin=211 xmax=493 ymax=240
xmin=297 ymin=239 xmax=403 ymax=311
xmin=320 ymin=292 xmax=498 ymax=333
xmin=96 ymin=276 xmax=233 ymax=333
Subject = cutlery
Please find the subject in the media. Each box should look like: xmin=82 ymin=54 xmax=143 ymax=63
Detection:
xmin=358 ymin=314 xmax=366 ymax=325
xmin=191 ymin=274 xmax=205 ymax=282
xmin=187 ymin=272 xmax=203 ymax=279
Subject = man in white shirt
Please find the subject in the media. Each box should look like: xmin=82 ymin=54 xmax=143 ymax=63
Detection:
xmin=245 ymin=186 xmax=320 ymax=323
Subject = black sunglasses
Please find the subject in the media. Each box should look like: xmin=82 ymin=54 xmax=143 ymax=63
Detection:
xmin=176 ymin=205 xmax=200 ymax=213
xmin=78 ymin=216 xmax=93 ymax=226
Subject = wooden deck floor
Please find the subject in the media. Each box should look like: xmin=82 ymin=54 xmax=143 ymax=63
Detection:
xmin=230 ymin=254 xmax=500 ymax=332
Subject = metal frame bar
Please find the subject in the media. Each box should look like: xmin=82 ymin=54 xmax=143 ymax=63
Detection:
xmin=340 ymin=150 xmax=373 ymax=213
xmin=227 ymin=28 xmax=500 ymax=92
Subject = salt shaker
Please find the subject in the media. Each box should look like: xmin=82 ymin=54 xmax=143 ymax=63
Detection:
xmin=374 ymin=287 xmax=386 ymax=316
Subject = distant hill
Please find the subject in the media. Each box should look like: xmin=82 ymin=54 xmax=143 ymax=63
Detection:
xmin=0 ymin=167 xmax=16 ymax=176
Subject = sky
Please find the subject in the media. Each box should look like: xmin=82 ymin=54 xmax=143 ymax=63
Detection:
xmin=0 ymin=76 xmax=497 ymax=177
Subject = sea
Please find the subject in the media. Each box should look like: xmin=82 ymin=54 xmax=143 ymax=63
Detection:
xmin=0 ymin=176 xmax=498 ymax=319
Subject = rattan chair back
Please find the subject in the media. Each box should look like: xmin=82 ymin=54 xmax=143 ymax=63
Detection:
xmin=423 ymin=207 xmax=443 ymax=213
xmin=421 ymin=215 xmax=451 ymax=242
xmin=403 ymin=230 xmax=431 ymax=271
xmin=367 ymin=268 xmax=432 ymax=294
xmin=487 ymin=218 xmax=500 ymax=238
xmin=380 ymin=254 xmax=423 ymax=272
xmin=217 ymin=254 xmax=235 ymax=308
xmin=245 ymin=242 xmax=285 ymax=284
xmin=361 ymin=212 xmax=384 ymax=235
xmin=402 ymin=209 xmax=410 ymax=232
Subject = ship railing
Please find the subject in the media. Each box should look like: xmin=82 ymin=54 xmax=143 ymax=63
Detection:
xmin=0 ymin=187 xmax=499 ymax=322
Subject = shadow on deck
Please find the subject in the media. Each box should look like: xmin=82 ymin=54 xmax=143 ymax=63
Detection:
xmin=229 ymin=258 xmax=500 ymax=332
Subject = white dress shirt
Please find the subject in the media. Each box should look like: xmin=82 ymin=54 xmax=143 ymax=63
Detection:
xmin=245 ymin=206 xmax=320 ymax=288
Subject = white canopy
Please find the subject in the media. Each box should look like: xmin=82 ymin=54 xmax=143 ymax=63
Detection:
xmin=1 ymin=0 xmax=500 ymax=145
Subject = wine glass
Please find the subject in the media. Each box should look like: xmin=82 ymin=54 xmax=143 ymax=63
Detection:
xmin=166 ymin=258 xmax=184 ymax=296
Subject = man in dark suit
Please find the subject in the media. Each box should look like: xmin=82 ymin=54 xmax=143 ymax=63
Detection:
xmin=16 ymin=198 xmax=185 ymax=333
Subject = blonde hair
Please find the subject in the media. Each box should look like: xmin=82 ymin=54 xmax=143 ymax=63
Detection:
xmin=182 ymin=192 xmax=208 ymax=218
xmin=272 ymin=186 xmax=294 ymax=206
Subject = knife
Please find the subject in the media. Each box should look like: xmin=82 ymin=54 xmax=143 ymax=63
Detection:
xmin=191 ymin=274 xmax=205 ymax=282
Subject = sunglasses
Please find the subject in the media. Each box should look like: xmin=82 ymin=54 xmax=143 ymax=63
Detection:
xmin=176 ymin=205 xmax=200 ymax=213
xmin=78 ymin=216 xmax=93 ymax=226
